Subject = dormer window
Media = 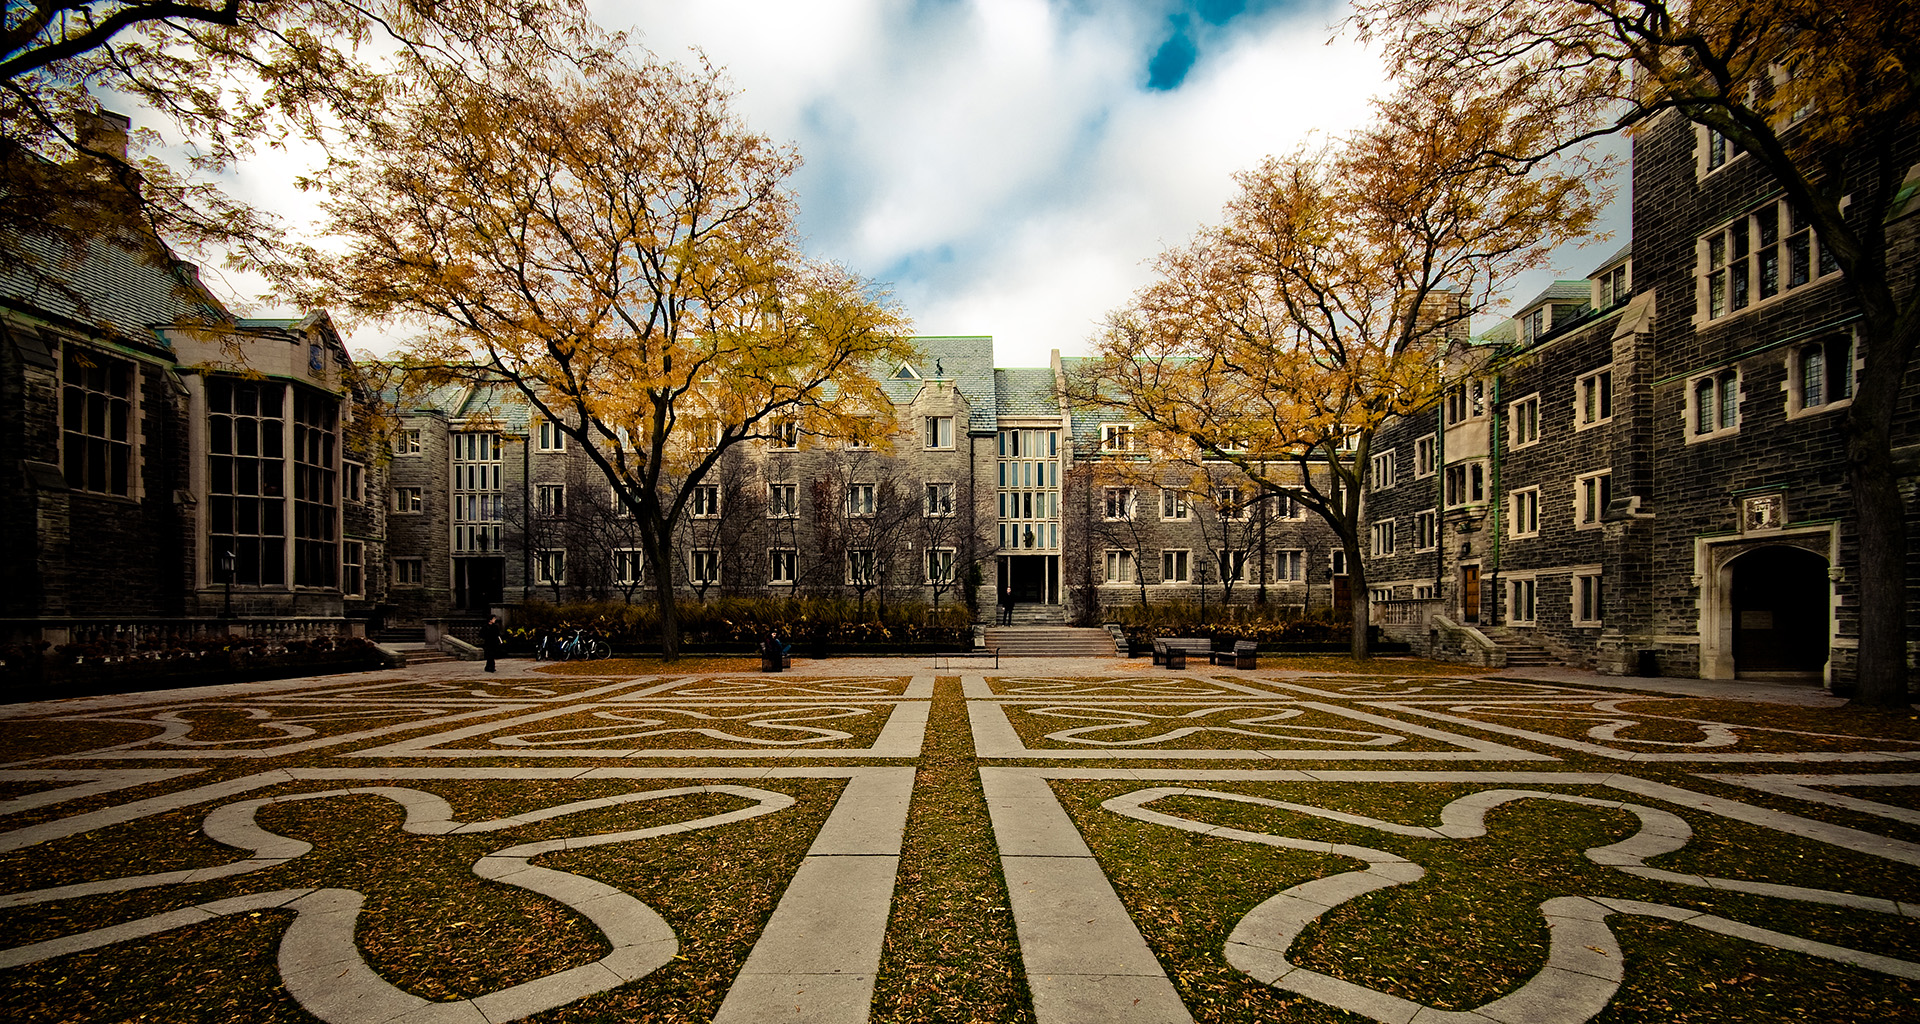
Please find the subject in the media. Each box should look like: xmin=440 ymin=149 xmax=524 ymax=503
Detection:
xmin=1595 ymin=262 xmax=1630 ymax=308
xmin=893 ymin=363 xmax=920 ymax=380
xmin=1520 ymin=306 xmax=1547 ymax=345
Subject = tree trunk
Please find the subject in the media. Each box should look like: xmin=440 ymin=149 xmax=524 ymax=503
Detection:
xmin=643 ymin=527 xmax=681 ymax=661
xmin=1846 ymin=402 xmax=1912 ymax=708
xmin=1345 ymin=535 xmax=1372 ymax=660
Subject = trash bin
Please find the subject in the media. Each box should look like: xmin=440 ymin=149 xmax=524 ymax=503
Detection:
xmin=1637 ymin=650 xmax=1659 ymax=677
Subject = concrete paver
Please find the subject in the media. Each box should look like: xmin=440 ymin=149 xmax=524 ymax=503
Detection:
xmin=0 ymin=653 xmax=1911 ymax=1023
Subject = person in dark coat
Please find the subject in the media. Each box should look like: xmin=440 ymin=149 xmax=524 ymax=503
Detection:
xmin=998 ymin=583 xmax=1014 ymax=625
xmin=480 ymin=614 xmax=504 ymax=673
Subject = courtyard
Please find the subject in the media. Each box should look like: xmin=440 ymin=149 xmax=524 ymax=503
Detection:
xmin=0 ymin=654 xmax=1916 ymax=1023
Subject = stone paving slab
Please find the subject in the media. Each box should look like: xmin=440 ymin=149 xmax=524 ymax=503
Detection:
xmin=0 ymin=656 xmax=1912 ymax=1023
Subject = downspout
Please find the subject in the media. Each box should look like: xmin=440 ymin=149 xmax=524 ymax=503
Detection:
xmin=522 ymin=429 xmax=532 ymax=604
xmin=1433 ymin=404 xmax=1445 ymax=604
xmin=1488 ymin=374 xmax=1503 ymax=626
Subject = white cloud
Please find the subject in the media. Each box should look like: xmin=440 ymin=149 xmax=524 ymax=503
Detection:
xmin=156 ymin=0 xmax=1622 ymax=363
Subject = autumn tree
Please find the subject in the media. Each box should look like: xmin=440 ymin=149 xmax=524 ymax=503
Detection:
xmin=1071 ymin=91 xmax=1604 ymax=656
xmin=2 ymin=0 xmax=592 ymax=307
xmin=1351 ymin=0 xmax=1918 ymax=701
xmin=306 ymin=51 xmax=915 ymax=658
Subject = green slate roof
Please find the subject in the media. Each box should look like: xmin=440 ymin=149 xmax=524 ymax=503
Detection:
xmin=1 ymin=224 xmax=226 ymax=345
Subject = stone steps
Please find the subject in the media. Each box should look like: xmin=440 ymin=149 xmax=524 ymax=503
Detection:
xmin=983 ymin=626 xmax=1115 ymax=657
xmin=1480 ymin=628 xmax=1564 ymax=667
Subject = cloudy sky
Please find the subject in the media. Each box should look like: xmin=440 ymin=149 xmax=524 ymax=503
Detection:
xmin=206 ymin=0 xmax=1626 ymax=367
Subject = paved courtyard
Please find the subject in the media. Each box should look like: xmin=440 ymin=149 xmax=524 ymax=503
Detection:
xmin=0 ymin=654 xmax=1916 ymax=1023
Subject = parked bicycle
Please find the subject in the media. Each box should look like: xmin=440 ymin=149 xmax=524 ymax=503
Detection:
xmin=558 ymin=628 xmax=611 ymax=661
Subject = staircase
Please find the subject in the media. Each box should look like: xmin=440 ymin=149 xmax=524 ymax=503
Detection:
xmin=1000 ymin=603 xmax=1068 ymax=626
xmin=983 ymin=625 xmax=1116 ymax=658
xmin=1480 ymin=627 xmax=1564 ymax=667
xmin=373 ymin=624 xmax=460 ymax=667
xmin=402 ymin=647 xmax=461 ymax=667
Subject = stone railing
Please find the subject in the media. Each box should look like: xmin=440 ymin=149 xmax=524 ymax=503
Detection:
xmin=1371 ymin=599 xmax=1442 ymax=628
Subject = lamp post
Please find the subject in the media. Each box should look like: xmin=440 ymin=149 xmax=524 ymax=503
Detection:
xmin=220 ymin=550 xmax=236 ymax=619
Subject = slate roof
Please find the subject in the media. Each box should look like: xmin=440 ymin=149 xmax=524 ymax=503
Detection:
xmin=994 ymin=366 xmax=1059 ymax=419
xmin=1 ymin=225 xmax=226 ymax=345
xmin=881 ymin=336 xmax=999 ymax=434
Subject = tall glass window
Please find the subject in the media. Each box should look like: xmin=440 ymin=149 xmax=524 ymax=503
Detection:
xmin=996 ymin=428 xmax=1060 ymax=552
xmin=207 ymin=378 xmax=287 ymax=585
xmin=292 ymin=389 xmax=338 ymax=586
xmin=452 ymin=432 xmax=503 ymax=554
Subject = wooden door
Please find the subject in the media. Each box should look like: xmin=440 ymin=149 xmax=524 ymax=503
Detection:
xmin=1461 ymin=565 xmax=1481 ymax=623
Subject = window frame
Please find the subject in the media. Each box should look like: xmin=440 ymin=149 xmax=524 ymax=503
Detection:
xmin=1370 ymin=519 xmax=1397 ymax=557
xmin=393 ymin=486 xmax=424 ymax=513
xmin=924 ymin=481 xmax=955 ymax=517
xmin=1414 ymin=509 xmax=1439 ymax=552
xmin=1102 ymin=486 xmax=1135 ymax=521
xmin=393 ymin=427 xmax=422 ymax=456
xmin=1217 ymin=548 xmax=1247 ymax=583
xmin=1686 ymin=369 xmax=1742 ymax=440
xmin=1103 ymin=548 xmax=1135 ymax=584
xmin=1572 ymin=568 xmax=1605 ymax=626
xmin=1509 ymin=487 xmax=1541 ymax=539
xmin=768 ymin=482 xmax=798 ymax=518
xmin=535 ymin=482 xmax=567 ymax=518
xmin=1699 ymin=196 xmax=1836 ymax=324
xmin=534 ymin=548 xmax=567 ymax=586
xmin=1370 ymin=448 xmax=1396 ymax=491
xmin=1101 ymin=423 xmax=1135 ymax=452
xmin=689 ymin=548 xmax=720 ymax=585
xmin=1414 ymin=435 xmax=1437 ymax=479
xmin=1443 ymin=461 xmax=1487 ymax=508
xmin=769 ymin=547 xmax=797 ymax=585
xmin=924 ymin=415 xmax=955 ymax=450
xmin=1575 ymin=470 xmax=1612 ymax=530
xmin=535 ymin=419 xmax=566 ymax=452
xmin=1160 ymin=548 xmax=1190 ymax=584
xmin=846 ymin=482 xmax=876 ymax=517
xmin=614 ymin=548 xmax=645 ymax=586
xmin=846 ymin=547 xmax=878 ymax=586
xmin=925 ymin=546 xmax=956 ymax=584
xmin=1787 ymin=334 xmax=1856 ymax=419
xmin=1159 ymin=488 xmax=1189 ymax=521
xmin=1508 ymin=575 xmax=1538 ymax=626
xmin=393 ymin=556 xmax=424 ymax=586
xmin=1273 ymin=549 xmax=1305 ymax=583
xmin=690 ymin=484 xmax=721 ymax=519
xmin=1575 ymin=367 xmax=1614 ymax=430
xmin=340 ymin=539 xmax=364 ymax=598
xmin=342 ymin=461 xmax=365 ymax=504
xmin=1509 ymin=394 xmax=1542 ymax=450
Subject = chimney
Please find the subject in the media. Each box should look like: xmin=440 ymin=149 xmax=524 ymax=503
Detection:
xmin=77 ymin=109 xmax=131 ymax=162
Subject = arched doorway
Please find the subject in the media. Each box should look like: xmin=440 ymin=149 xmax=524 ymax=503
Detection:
xmin=1729 ymin=546 xmax=1830 ymax=680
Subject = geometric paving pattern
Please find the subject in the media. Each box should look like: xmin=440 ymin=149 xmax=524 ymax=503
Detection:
xmin=1 ymin=661 xmax=1915 ymax=1022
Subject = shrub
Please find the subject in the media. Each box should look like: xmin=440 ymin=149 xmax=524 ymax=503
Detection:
xmin=512 ymin=597 xmax=973 ymax=648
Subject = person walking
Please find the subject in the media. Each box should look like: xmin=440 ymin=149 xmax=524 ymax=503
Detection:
xmin=480 ymin=614 xmax=504 ymax=673
xmin=998 ymin=583 xmax=1015 ymax=626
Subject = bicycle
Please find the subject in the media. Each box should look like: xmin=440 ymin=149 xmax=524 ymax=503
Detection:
xmin=559 ymin=628 xmax=611 ymax=661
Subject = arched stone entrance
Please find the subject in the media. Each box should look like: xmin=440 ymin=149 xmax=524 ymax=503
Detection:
xmin=1727 ymin=546 xmax=1831 ymax=680
xmin=1695 ymin=526 xmax=1837 ymax=683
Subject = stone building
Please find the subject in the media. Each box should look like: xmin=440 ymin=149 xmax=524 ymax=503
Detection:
xmin=1364 ymin=110 xmax=1920 ymax=689
xmin=1 ymin=148 xmax=380 ymax=647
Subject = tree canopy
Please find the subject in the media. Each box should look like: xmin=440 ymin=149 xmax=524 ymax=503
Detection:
xmin=1072 ymin=90 xmax=1606 ymax=655
xmin=2 ymin=0 xmax=594 ymax=302
xmin=304 ymin=50 xmax=915 ymax=656
xmin=1353 ymin=0 xmax=1918 ymax=703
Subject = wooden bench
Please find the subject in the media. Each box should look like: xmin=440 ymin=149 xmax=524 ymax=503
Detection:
xmin=932 ymin=648 xmax=999 ymax=670
xmin=1152 ymin=638 xmax=1214 ymax=670
xmin=760 ymin=651 xmax=791 ymax=672
xmin=1209 ymin=640 xmax=1258 ymax=669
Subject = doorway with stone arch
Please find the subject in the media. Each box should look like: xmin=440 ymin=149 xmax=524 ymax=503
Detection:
xmin=1727 ymin=545 xmax=1831 ymax=681
xmin=1696 ymin=527 xmax=1837 ymax=683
